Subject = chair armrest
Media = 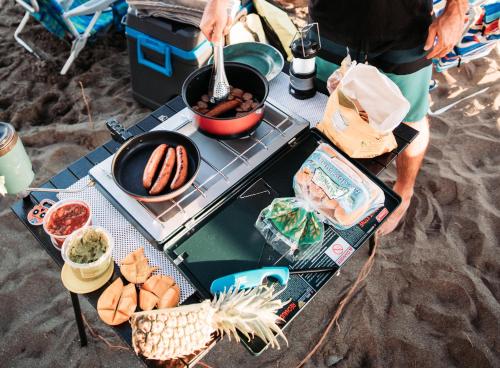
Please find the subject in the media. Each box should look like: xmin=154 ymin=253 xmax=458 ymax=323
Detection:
xmin=15 ymin=0 xmax=39 ymax=13
xmin=63 ymin=0 xmax=118 ymax=18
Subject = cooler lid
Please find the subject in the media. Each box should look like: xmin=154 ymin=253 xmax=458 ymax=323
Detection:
xmin=126 ymin=11 xmax=207 ymax=52
xmin=0 ymin=122 xmax=16 ymax=155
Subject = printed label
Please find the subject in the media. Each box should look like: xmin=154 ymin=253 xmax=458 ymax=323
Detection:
xmin=376 ymin=208 xmax=389 ymax=222
xmin=312 ymin=168 xmax=349 ymax=200
xmin=331 ymin=110 xmax=349 ymax=131
xmin=324 ymin=237 xmax=355 ymax=266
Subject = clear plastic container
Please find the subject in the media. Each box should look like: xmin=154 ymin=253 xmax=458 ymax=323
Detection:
xmin=42 ymin=199 xmax=92 ymax=249
xmin=61 ymin=226 xmax=114 ymax=280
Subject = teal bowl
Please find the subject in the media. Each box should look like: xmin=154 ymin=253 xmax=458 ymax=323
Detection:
xmin=208 ymin=42 xmax=284 ymax=81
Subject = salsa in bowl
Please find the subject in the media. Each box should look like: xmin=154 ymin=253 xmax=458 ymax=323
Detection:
xmin=43 ymin=199 xmax=92 ymax=248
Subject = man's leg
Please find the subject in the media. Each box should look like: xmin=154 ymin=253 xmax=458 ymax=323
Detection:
xmin=377 ymin=65 xmax=432 ymax=235
xmin=377 ymin=116 xmax=429 ymax=236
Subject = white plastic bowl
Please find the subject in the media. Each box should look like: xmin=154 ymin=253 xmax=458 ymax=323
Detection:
xmin=61 ymin=226 xmax=114 ymax=280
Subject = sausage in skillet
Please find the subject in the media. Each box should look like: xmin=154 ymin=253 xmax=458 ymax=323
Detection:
xmin=149 ymin=147 xmax=176 ymax=195
xmin=170 ymin=145 xmax=189 ymax=190
xmin=142 ymin=144 xmax=167 ymax=190
xmin=206 ymin=99 xmax=241 ymax=117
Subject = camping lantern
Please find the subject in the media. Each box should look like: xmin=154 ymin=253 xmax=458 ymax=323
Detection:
xmin=289 ymin=23 xmax=321 ymax=100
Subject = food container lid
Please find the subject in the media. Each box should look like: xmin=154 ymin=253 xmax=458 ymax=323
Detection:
xmin=0 ymin=122 xmax=17 ymax=156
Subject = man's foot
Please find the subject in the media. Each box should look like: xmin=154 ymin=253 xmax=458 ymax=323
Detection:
xmin=377 ymin=184 xmax=413 ymax=236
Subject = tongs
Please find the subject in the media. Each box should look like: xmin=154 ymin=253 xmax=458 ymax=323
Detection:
xmin=209 ymin=37 xmax=230 ymax=103
xmin=208 ymin=0 xmax=240 ymax=103
xmin=18 ymin=180 xmax=95 ymax=198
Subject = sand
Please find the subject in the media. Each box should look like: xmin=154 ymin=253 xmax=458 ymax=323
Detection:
xmin=1 ymin=1 xmax=499 ymax=367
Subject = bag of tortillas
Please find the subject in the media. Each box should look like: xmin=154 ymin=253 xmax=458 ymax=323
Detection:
xmin=317 ymin=57 xmax=410 ymax=158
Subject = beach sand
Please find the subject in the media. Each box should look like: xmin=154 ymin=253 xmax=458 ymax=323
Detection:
xmin=1 ymin=2 xmax=499 ymax=367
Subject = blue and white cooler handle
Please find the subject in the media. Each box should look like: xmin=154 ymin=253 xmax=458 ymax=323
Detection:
xmin=137 ymin=34 xmax=172 ymax=77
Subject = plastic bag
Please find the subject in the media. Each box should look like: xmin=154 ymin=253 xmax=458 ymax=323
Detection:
xmin=294 ymin=143 xmax=385 ymax=229
xmin=255 ymin=198 xmax=324 ymax=257
xmin=318 ymin=57 xmax=410 ymax=158
xmin=326 ymin=53 xmax=354 ymax=94
xmin=255 ymin=143 xmax=385 ymax=259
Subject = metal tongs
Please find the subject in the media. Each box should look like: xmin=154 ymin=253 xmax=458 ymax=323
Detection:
xmin=209 ymin=37 xmax=230 ymax=103
xmin=17 ymin=180 xmax=95 ymax=198
xmin=208 ymin=0 xmax=240 ymax=103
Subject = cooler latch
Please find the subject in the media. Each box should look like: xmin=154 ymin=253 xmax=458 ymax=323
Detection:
xmin=173 ymin=252 xmax=187 ymax=266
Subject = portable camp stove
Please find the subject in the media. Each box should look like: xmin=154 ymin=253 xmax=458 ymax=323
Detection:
xmin=89 ymin=98 xmax=309 ymax=249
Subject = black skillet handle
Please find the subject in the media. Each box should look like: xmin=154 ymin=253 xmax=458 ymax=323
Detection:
xmin=106 ymin=118 xmax=134 ymax=144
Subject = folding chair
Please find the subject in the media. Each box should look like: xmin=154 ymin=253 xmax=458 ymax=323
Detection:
xmin=14 ymin=0 xmax=128 ymax=75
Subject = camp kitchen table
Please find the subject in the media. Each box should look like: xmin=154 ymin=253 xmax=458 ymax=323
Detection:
xmin=11 ymin=73 xmax=418 ymax=367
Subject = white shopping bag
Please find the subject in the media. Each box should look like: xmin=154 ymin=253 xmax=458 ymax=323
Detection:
xmin=318 ymin=58 xmax=411 ymax=158
xmin=340 ymin=63 xmax=410 ymax=134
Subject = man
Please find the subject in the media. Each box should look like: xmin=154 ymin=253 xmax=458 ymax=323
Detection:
xmin=200 ymin=0 xmax=467 ymax=235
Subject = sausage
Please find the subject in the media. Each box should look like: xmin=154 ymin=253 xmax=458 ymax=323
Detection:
xmin=170 ymin=145 xmax=189 ymax=190
xmin=197 ymin=101 xmax=208 ymax=109
xmin=240 ymin=100 xmax=252 ymax=112
xmin=206 ymin=99 xmax=241 ymax=117
xmin=231 ymin=88 xmax=244 ymax=98
xmin=242 ymin=92 xmax=253 ymax=101
xmin=142 ymin=144 xmax=167 ymax=190
xmin=149 ymin=147 xmax=176 ymax=195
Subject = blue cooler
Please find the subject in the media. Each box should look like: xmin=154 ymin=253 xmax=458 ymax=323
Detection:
xmin=126 ymin=12 xmax=212 ymax=109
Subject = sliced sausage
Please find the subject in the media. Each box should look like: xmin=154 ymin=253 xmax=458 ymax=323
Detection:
xmin=231 ymin=88 xmax=244 ymax=98
xmin=149 ymin=147 xmax=176 ymax=195
xmin=197 ymin=101 xmax=208 ymax=109
xmin=242 ymin=92 xmax=253 ymax=101
xmin=142 ymin=144 xmax=167 ymax=190
xmin=170 ymin=145 xmax=189 ymax=190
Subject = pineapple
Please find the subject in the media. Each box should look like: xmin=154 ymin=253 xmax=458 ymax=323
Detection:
xmin=130 ymin=286 xmax=288 ymax=360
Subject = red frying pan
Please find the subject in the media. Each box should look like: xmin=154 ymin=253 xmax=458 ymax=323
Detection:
xmin=182 ymin=62 xmax=269 ymax=139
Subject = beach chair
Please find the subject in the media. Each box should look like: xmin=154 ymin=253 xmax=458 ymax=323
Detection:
xmin=428 ymin=0 xmax=498 ymax=114
xmin=14 ymin=0 xmax=128 ymax=75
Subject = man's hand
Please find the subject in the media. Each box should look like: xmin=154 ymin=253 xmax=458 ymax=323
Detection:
xmin=200 ymin=0 xmax=232 ymax=43
xmin=424 ymin=0 xmax=468 ymax=59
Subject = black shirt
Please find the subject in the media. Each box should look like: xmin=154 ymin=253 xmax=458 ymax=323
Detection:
xmin=309 ymin=0 xmax=434 ymax=73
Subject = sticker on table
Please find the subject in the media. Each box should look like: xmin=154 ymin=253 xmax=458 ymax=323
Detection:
xmin=27 ymin=199 xmax=55 ymax=226
xmin=324 ymin=237 xmax=355 ymax=266
xmin=376 ymin=208 xmax=389 ymax=222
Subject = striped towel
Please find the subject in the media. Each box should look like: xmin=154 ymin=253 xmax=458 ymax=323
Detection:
xmin=126 ymin=0 xmax=208 ymax=27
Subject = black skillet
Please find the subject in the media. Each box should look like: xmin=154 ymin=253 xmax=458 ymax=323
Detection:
xmin=106 ymin=119 xmax=200 ymax=203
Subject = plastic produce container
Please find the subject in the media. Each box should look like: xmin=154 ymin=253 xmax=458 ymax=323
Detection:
xmin=61 ymin=226 xmax=114 ymax=280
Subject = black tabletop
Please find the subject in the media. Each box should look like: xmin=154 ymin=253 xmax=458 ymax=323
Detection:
xmin=11 ymin=94 xmax=418 ymax=367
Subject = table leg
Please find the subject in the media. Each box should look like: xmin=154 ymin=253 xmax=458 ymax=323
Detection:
xmin=70 ymin=292 xmax=88 ymax=347
xmin=369 ymin=237 xmax=376 ymax=255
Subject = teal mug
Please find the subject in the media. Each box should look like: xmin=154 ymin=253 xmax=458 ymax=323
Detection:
xmin=0 ymin=122 xmax=34 ymax=195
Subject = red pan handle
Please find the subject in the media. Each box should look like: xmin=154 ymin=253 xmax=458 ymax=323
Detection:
xmin=106 ymin=118 xmax=133 ymax=144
